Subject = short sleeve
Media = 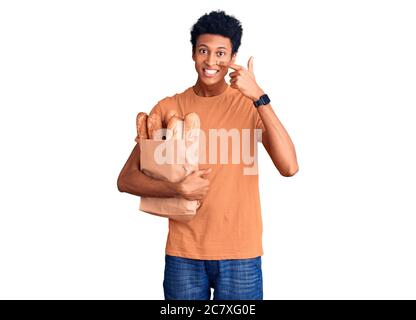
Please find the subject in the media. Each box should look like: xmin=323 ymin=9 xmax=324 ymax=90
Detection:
xmin=255 ymin=111 xmax=266 ymax=133
xmin=253 ymin=109 xmax=266 ymax=144
xmin=149 ymin=102 xmax=163 ymax=118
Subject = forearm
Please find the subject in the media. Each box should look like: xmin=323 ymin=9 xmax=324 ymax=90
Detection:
xmin=118 ymin=169 xmax=180 ymax=198
xmin=257 ymin=104 xmax=299 ymax=176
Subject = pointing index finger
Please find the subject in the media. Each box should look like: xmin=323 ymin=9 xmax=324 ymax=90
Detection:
xmin=216 ymin=61 xmax=229 ymax=68
xmin=216 ymin=61 xmax=242 ymax=70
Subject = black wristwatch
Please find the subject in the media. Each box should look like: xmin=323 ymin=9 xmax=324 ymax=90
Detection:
xmin=253 ymin=94 xmax=270 ymax=108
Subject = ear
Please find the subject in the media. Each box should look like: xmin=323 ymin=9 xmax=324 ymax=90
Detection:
xmin=192 ymin=49 xmax=196 ymax=62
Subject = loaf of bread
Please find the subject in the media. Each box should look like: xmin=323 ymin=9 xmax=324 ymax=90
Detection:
xmin=135 ymin=112 xmax=148 ymax=141
xmin=141 ymin=109 xmax=197 ymax=142
xmin=166 ymin=115 xmax=184 ymax=140
xmin=163 ymin=109 xmax=178 ymax=128
xmin=147 ymin=112 xmax=163 ymax=139
xmin=184 ymin=112 xmax=200 ymax=141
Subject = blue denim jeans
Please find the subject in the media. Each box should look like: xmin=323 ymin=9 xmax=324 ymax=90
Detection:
xmin=163 ymin=254 xmax=263 ymax=300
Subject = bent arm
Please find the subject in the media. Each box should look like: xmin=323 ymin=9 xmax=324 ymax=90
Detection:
xmin=117 ymin=143 xmax=180 ymax=198
xmin=258 ymin=104 xmax=299 ymax=177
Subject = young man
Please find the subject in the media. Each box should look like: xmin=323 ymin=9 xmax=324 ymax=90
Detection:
xmin=117 ymin=10 xmax=298 ymax=300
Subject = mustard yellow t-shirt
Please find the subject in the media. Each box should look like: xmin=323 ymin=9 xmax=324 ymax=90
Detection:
xmin=142 ymin=84 xmax=266 ymax=260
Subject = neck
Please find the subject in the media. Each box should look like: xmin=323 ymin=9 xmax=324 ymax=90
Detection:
xmin=193 ymin=78 xmax=228 ymax=97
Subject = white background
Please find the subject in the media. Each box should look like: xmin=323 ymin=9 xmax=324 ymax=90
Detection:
xmin=1 ymin=0 xmax=415 ymax=299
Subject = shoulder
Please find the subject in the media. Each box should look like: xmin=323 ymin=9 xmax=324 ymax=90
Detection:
xmin=148 ymin=87 xmax=192 ymax=124
xmin=155 ymin=87 xmax=191 ymax=109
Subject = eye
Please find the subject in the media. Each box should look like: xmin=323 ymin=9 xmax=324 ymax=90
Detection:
xmin=199 ymin=48 xmax=207 ymax=54
xmin=217 ymin=51 xmax=226 ymax=57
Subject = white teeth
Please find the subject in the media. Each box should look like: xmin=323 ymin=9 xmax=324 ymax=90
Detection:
xmin=204 ymin=69 xmax=218 ymax=75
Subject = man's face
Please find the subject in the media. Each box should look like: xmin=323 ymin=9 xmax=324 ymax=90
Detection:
xmin=192 ymin=33 xmax=236 ymax=85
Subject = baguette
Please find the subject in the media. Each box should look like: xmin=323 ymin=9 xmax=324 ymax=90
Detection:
xmin=163 ymin=109 xmax=178 ymax=128
xmin=135 ymin=112 xmax=148 ymax=140
xmin=147 ymin=112 xmax=163 ymax=139
xmin=184 ymin=112 xmax=200 ymax=142
xmin=166 ymin=115 xmax=184 ymax=140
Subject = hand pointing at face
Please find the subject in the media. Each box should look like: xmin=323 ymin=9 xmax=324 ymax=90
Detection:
xmin=218 ymin=56 xmax=265 ymax=102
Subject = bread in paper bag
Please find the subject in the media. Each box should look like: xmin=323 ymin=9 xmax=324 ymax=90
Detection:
xmin=138 ymin=112 xmax=201 ymax=222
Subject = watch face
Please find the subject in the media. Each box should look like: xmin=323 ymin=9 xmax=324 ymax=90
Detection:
xmin=254 ymin=94 xmax=269 ymax=107
xmin=262 ymin=94 xmax=270 ymax=104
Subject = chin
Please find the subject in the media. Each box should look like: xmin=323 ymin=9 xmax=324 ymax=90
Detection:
xmin=201 ymin=78 xmax=221 ymax=86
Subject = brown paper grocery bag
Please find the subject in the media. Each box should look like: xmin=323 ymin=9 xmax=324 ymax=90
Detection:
xmin=138 ymin=138 xmax=200 ymax=222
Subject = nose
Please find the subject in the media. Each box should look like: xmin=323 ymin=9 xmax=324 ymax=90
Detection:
xmin=205 ymin=53 xmax=217 ymax=67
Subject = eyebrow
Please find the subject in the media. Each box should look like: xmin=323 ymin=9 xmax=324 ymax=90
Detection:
xmin=197 ymin=44 xmax=228 ymax=50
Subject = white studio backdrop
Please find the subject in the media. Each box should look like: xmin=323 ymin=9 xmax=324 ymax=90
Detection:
xmin=0 ymin=0 xmax=415 ymax=299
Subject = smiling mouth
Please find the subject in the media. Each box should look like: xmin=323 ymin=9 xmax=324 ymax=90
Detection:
xmin=203 ymin=68 xmax=219 ymax=77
